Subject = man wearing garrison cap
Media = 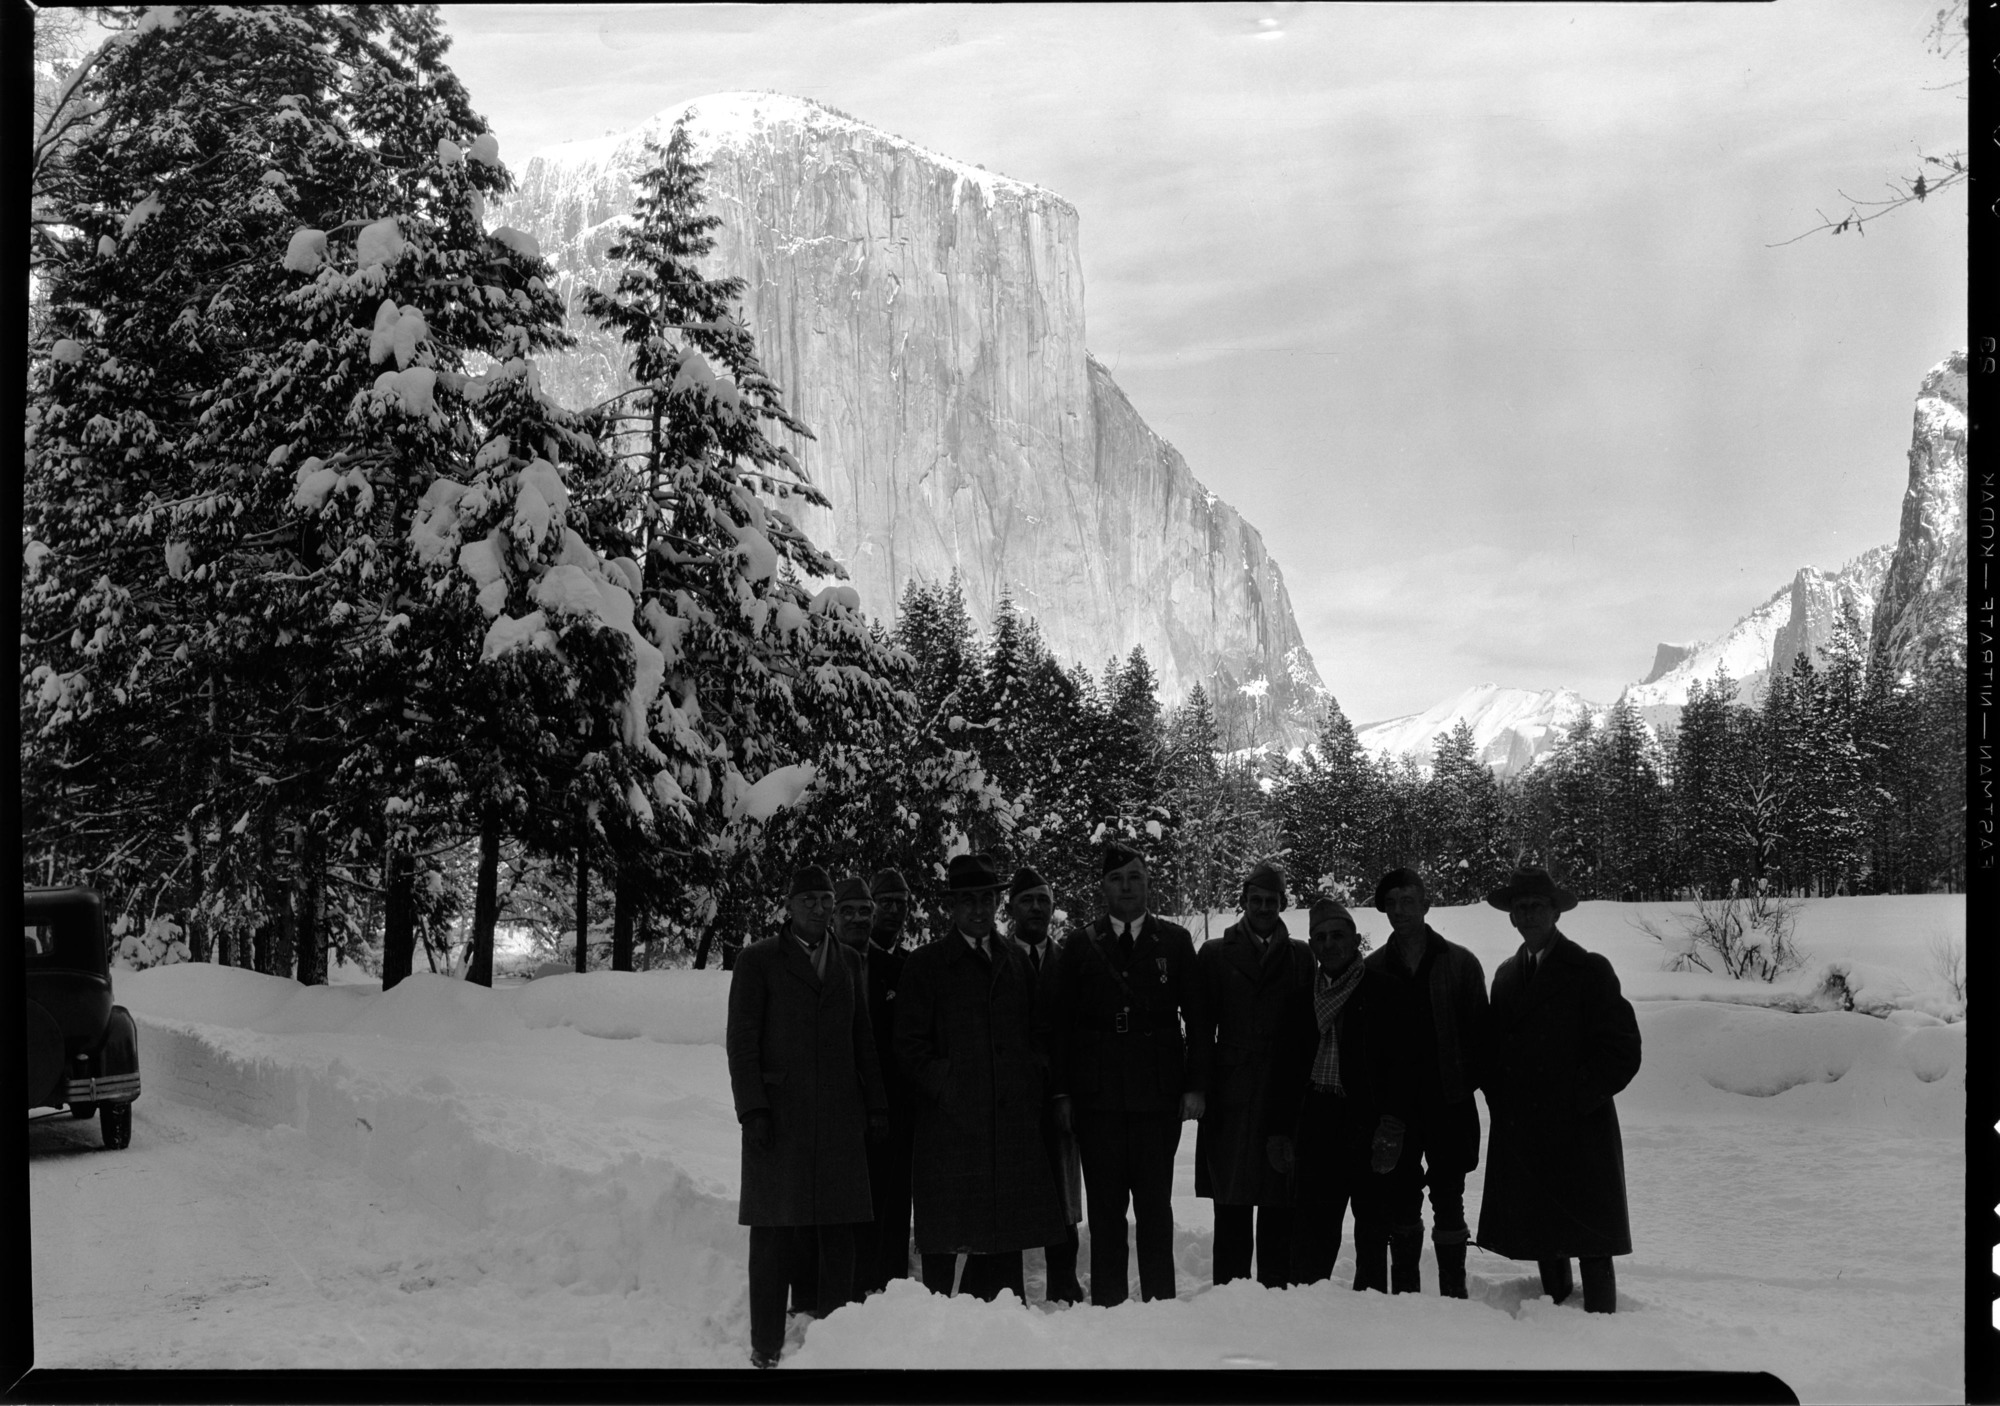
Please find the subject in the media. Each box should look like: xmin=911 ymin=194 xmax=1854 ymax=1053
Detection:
xmin=1362 ymin=866 xmax=1492 ymax=1299
xmin=726 ymin=866 xmax=889 ymax=1367
xmin=1048 ymin=842 xmax=1211 ymax=1306
xmin=895 ymin=853 xmax=1065 ymax=1303
xmin=852 ymin=868 xmax=918 ymax=1294
xmin=1476 ymin=867 xmax=1640 ymax=1314
xmin=1191 ymin=861 xmax=1315 ymax=1288
xmin=1005 ymin=866 xmax=1085 ymax=1305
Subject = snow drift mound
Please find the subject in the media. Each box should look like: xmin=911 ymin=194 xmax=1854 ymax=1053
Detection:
xmin=121 ymin=966 xmax=748 ymax=1327
xmin=512 ymin=969 xmax=730 ymax=1045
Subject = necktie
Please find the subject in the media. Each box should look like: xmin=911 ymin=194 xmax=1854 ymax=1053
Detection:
xmin=1117 ymin=921 xmax=1134 ymax=964
xmin=807 ymin=938 xmax=828 ymax=980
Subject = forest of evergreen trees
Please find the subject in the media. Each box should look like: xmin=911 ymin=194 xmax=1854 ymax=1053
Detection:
xmin=22 ymin=8 xmax=1964 ymax=985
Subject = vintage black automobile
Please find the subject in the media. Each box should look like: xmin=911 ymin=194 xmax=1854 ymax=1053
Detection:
xmin=25 ymin=887 xmax=140 ymax=1149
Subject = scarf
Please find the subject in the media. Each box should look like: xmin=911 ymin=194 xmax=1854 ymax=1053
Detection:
xmin=1310 ymin=958 xmax=1366 ymax=1094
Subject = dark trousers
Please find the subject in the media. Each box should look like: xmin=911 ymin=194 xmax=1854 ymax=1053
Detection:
xmin=750 ymin=1224 xmax=854 ymax=1357
xmin=854 ymin=1123 xmax=914 ymax=1297
xmin=1076 ymin=1109 xmax=1182 ymax=1306
xmin=1213 ymin=1203 xmax=1292 ymax=1287
xmin=1375 ymin=1100 xmax=1473 ymax=1246
xmin=1290 ymin=1087 xmax=1374 ymax=1285
xmin=1045 ymin=1223 xmax=1083 ymax=1304
xmin=920 ymin=1250 xmax=1026 ymax=1302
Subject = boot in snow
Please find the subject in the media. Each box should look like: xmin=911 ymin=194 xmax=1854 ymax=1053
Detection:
xmin=1537 ymin=1257 xmax=1573 ymax=1305
xmin=1352 ymin=1229 xmax=1389 ymax=1294
xmin=1435 ymin=1240 xmax=1468 ymax=1299
xmin=1388 ymin=1226 xmax=1424 ymax=1295
xmin=1580 ymin=1256 xmax=1616 ymax=1314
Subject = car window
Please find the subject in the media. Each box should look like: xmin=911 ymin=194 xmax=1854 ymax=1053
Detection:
xmin=25 ymin=923 xmax=55 ymax=959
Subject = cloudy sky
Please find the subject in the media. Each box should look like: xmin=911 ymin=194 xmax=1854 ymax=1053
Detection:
xmin=438 ymin=1 xmax=1964 ymax=723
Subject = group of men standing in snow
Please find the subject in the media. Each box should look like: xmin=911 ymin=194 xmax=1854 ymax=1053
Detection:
xmin=724 ymin=845 xmax=1642 ymax=1367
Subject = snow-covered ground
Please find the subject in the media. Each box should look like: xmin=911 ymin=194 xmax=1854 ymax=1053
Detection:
xmin=30 ymin=896 xmax=1964 ymax=1398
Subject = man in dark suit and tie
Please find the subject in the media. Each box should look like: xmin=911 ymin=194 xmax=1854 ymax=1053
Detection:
xmin=726 ymin=866 xmax=888 ymax=1368
xmin=1005 ymin=865 xmax=1085 ymax=1305
xmin=1049 ymin=842 xmax=1211 ymax=1306
xmin=895 ymin=852 xmax=1065 ymax=1303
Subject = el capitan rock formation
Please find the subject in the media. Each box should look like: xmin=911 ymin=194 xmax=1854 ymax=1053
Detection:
xmin=1868 ymin=350 xmax=1968 ymax=680
xmin=500 ymin=92 xmax=1326 ymax=743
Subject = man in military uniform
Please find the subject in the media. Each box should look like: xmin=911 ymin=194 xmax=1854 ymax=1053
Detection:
xmin=1193 ymin=861 xmax=1314 ymax=1288
xmin=1005 ymin=865 xmax=1085 ymax=1305
xmin=896 ymin=852 xmax=1065 ymax=1302
xmin=726 ymin=866 xmax=888 ymax=1367
xmin=1050 ymin=842 xmax=1211 ymax=1306
xmin=1364 ymin=866 xmax=1491 ymax=1298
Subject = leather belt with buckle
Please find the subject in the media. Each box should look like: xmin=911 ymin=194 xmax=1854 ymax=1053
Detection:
xmin=1114 ymin=1008 xmax=1131 ymax=1034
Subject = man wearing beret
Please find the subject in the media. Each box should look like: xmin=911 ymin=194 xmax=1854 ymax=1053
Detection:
xmin=1005 ymin=866 xmax=1086 ymax=1305
xmin=1364 ymin=866 xmax=1491 ymax=1298
xmin=895 ymin=852 xmax=1065 ymax=1303
xmin=726 ymin=866 xmax=890 ymax=1368
xmin=1049 ymin=842 xmax=1211 ymax=1306
xmin=1476 ymin=867 xmax=1641 ymax=1314
xmin=1192 ymin=861 xmax=1315 ymax=1288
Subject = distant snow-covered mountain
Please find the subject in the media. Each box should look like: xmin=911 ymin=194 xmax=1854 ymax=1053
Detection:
xmin=1354 ymin=685 xmax=1604 ymax=779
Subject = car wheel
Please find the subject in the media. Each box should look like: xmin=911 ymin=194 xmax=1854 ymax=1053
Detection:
xmin=100 ymin=1102 xmax=132 ymax=1150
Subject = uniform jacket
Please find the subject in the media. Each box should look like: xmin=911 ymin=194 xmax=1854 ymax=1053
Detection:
xmin=1049 ymin=914 xmax=1211 ymax=1114
xmin=1191 ymin=920 xmax=1315 ymax=1204
xmin=862 ymin=936 xmax=915 ymax=1122
xmin=1476 ymin=931 xmax=1642 ymax=1260
xmin=726 ymin=928 xmax=888 ymax=1227
xmin=894 ymin=930 xmax=1065 ymax=1254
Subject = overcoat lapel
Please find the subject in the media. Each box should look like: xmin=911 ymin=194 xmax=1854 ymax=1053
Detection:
xmin=778 ymin=933 xmax=823 ymax=994
xmin=1514 ymin=933 xmax=1575 ymax=1019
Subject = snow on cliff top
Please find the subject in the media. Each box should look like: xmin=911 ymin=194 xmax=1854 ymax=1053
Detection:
xmin=1354 ymin=682 xmax=1600 ymax=765
xmin=535 ymin=91 xmax=1059 ymax=207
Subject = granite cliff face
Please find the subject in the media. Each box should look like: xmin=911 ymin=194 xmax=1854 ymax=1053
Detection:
xmin=1768 ymin=546 xmax=1894 ymax=680
xmin=1354 ymin=684 xmax=1604 ymax=779
xmin=501 ymin=92 xmax=1327 ymax=742
xmin=1868 ymin=351 xmax=1968 ymax=679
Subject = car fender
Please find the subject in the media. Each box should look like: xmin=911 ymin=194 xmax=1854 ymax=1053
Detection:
xmin=99 ymin=1006 xmax=139 ymax=1078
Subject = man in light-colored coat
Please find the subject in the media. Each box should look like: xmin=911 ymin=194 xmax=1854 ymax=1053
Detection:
xmin=727 ymin=866 xmax=888 ymax=1367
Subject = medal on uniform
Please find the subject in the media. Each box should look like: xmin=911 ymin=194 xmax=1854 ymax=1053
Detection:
xmin=1157 ymin=957 xmax=1168 ymax=982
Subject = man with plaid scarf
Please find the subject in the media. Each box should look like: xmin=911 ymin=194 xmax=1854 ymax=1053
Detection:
xmin=1265 ymin=897 xmax=1409 ymax=1291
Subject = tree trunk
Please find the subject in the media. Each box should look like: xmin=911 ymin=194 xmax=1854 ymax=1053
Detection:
xmin=611 ymin=859 xmax=636 ymax=972
xmin=692 ymin=927 xmax=715 ymax=971
xmin=253 ymin=920 xmax=272 ymax=975
xmin=467 ymin=812 xmax=501 ymax=987
xmin=574 ymin=837 xmax=590 ymax=974
xmin=294 ymin=831 xmax=324 ymax=987
xmin=381 ymin=843 xmax=416 ymax=991
xmin=183 ymin=826 xmax=209 ymax=964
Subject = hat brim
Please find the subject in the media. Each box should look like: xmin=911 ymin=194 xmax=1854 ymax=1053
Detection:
xmin=1486 ymin=885 xmax=1578 ymax=914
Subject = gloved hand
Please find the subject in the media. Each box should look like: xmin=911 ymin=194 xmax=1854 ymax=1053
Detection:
xmin=1369 ymin=1115 xmax=1405 ymax=1175
xmin=1180 ymin=1090 xmax=1206 ymax=1122
xmin=743 ymin=1109 xmax=775 ymax=1152
xmin=1266 ymin=1134 xmax=1295 ymax=1175
xmin=1052 ymin=1095 xmax=1073 ymax=1135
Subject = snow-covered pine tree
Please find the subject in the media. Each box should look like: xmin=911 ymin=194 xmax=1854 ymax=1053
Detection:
xmin=24 ymin=5 xmax=636 ymax=983
xmin=1425 ymin=720 xmax=1511 ymax=904
xmin=576 ymin=118 xmax=935 ymax=960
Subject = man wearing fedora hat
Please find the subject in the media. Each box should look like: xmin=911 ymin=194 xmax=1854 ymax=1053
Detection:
xmin=1476 ymin=867 xmax=1641 ymax=1314
xmin=851 ymin=867 xmax=918 ymax=1294
xmin=727 ymin=866 xmax=890 ymax=1367
xmin=1192 ymin=861 xmax=1315 ymax=1288
xmin=1048 ymin=841 xmax=1211 ymax=1306
xmin=1363 ymin=866 xmax=1491 ymax=1298
xmin=895 ymin=852 xmax=1065 ymax=1303
xmin=1005 ymin=865 xmax=1086 ymax=1305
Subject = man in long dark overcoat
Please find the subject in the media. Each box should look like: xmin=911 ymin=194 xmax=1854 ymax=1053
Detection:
xmin=727 ymin=866 xmax=889 ymax=1368
xmin=852 ymin=867 xmax=917 ymax=1294
xmin=1004 ymin=865 xmax=1085 ymax=1305
xmin=1365 ymin=866 xmax=1491 ymax=1298
xmin=1266 ymin=898 xmax=1409 ymax=1291
xmin=1049 ymin=842 xmax=1211 ymax=1306
xmin=1192 ymin=861 xmax=1314 ymax=1288
xmin=1476 ymin=867 xmax=1642 ymax=1314
xmin=895 ymin=852 xmax=1065 ymax=1303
